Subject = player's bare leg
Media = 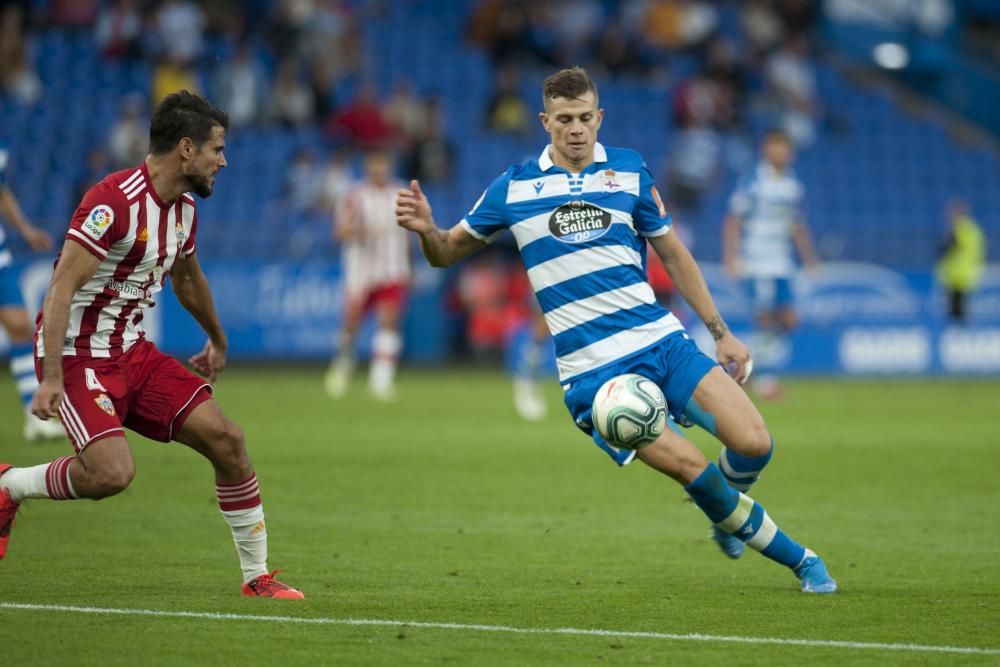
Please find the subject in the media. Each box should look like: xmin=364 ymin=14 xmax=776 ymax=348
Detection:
xmin=753 ymin=310 xmax=790 ymax=400
xmin=513 ymin=313 xmax=549 ymax=421
xmin=326 ymin=300 xmax=363 ymax=399
xmin=636 ymin=427 xmax=836 ymax=593
xmin=0 ymin=436 xmax=134 ymax=558
xmin=369 ymin=300 xmax=402 ymax=401
xmin=174 ymin=398 xmax=303 ymax=599
xmin=0 ymin=307 xmax=65 ymax=442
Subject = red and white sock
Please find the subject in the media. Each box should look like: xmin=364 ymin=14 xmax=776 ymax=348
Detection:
xmin=217 ymin=474 xmax=268 ymax=583
xmin=0 ymin=457 xmax=77 ymax=502
xmin=369 ymin=329 xmax=401 ymax=393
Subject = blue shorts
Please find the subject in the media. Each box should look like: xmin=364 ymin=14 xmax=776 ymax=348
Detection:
xmin=562 ymin=331 xmax=717 ymax=466
xmin=0 ymin=263 xmax=25 ymax=309
xmin=744 ymin=277 xmax=794 ymax=315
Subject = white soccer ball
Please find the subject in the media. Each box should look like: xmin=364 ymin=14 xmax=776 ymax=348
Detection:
xmin=591 ymin=373 xmax=667 ymax=450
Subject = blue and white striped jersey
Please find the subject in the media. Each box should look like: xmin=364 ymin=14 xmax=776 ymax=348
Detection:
xmin=0 ymin=139 xmax=11 ymax=268
xmin=728 ymin=162 xmax=806 ymax=278
xmin=460 ymin=142 xmax=683 ymax=383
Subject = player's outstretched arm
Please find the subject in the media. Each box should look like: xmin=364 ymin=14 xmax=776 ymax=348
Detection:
xmin=32 ymin=240 xmax=101 ymax=418
xmin=396 ymin=179 xmax=485 ymax=268
xmin=170 ymin=253 xmax=228 ymax=383
xmin=722 ymin=214 xmax=742 ymax=278
xmin=792 ymin=220 xmax=820 ymax=271
xmin=648 ymin=230 xmax=752 ymax=384
xmin=0 ymin=186 xmax=53 ymax=252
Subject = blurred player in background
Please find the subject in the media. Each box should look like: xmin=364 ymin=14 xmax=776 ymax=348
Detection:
xmin=398 ymin=68 xmax=835 ymax=593
xmin=0 ymin=92 xmax=302 ymax=599
xmin=937 ymin=198 xmax=985 ymax=324
xmin=0 ymin=139 xmax=65 ymax=442
xmin=325 ymin=149 xmax=410 ymax=401
xmin=723 ymin=130 xmax=817 ymax=400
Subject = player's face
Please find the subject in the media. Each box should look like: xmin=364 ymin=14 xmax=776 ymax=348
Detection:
xmin=366 ymin=153 xmax=392 ymax=186
xmin=764 ymin=137 xmax=794 ymax=169
xmin=184 ymin=125 xmax=227 ymax=198
xmin=540 ymin=91 xmax=603 ymax=170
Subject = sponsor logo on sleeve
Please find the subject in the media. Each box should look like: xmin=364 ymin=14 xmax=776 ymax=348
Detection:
xmin=650 ymin=186 xmax=668 ymax=218
xmin=83 ymin=205 xmax=115 ymax=240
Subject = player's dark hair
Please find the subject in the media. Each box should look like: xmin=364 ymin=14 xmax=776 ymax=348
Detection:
xmin=542 ymin=67 xmax=599 ymax=109
xmin=763 ymin=128 xmax=792 ymax=145
xmin=149 ymin=90 xmax=229 ymax=155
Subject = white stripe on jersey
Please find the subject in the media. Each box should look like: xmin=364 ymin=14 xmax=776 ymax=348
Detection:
xmin=557 ymin=313 xmax=684 ymax=380
xmin=526 ymin=244 xmax=643 ymax=292
xmin=341 ymin=181 xmax=410 ymax=296
xmin=581 ymin=170 xmax=640 ymax=196
xmin=67 ymin=228 xmax=109 ymax=258
xmin=118 ymin=169 xmax=142 ymax=191
xmin=506 ymin=175 xmax=571 ymax=204
xmin=544 ymin=282 xmax=657 ymax=335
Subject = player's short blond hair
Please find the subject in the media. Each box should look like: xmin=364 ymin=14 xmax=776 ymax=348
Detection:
xmin=542 ymin=67 xmax=599 ymax=110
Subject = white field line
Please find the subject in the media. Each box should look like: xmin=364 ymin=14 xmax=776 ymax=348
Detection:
xmin=1 ymin=602 xmax=998 ymax=657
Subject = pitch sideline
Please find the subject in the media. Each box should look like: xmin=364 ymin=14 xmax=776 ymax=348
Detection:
xmin=1 ymin=602 xmax=997 ymax=657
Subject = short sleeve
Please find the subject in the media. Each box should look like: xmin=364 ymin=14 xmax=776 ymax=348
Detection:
xmin=66 ymin=185 xmax=128 ymax=260
xmin=181 ymin=205 xmax=197 ymax=257
xmin=458 ymin=170 xmax=510 ymax=244
xmin=634 ymin=164 xmax=672 ymax=238
xmin=728 ymin=178 xmax=753 ymax=218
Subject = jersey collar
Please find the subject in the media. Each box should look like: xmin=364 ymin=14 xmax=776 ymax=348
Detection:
xmin=538 ymin=142 xmax=608 ymax=172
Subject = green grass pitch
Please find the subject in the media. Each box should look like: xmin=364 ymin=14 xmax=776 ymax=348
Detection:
xmin=0 ymin=367 xmax=998 ymax=665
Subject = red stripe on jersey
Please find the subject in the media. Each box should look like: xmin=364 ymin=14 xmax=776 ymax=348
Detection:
xmin=74 ymin=196 xmax=150 ymax=357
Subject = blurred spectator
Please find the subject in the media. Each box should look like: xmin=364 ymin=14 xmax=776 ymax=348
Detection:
xmin=545 ymin=0 xmax=602 ymax=66
xmin=328 ymin=84 xmax=392 ymax=150
xmin=46 ymin=0 xmax=98 ymax=27
xmin=764 ymin=33 xmax=819 ymax=146
xmin=308 ymin=59 xmax=338 ymax=120
xmin=75 ymin=147 xmax=113 ymax=204
xmin=151 ymin=54 xmax=201 ymax=107
xmin=403 ymin=100 xmax=455 ymax=184
xmin=0 ymin=5 xmax=41 ymax=106
xmin=285 ymin=148 xmax=324 ymax=217
xmin=319 ymin=148 xmax=354 ymax=216
xmin=154 ymin=0 xmax=206 ymax=63
xmin=108 ymin=93 xmax=148 ymax=169
xmin=663 ymin=119 xmax=721 ymax=221
xmin=384 ymin=80 xmax=427 ymax=146
xmin=597 ymin=15 xmax=649 ymax=76
xmin=742 ymin=0 xmax=785 ymax=57
xmin=268 ymin=59 xmax=315 ymax=128
xmin=485 ymin=66 xmax=531 ymax=136
xmin=95 ymin=0 xmax=143 ymax=61
xmin=642 ymin=0 xmax=719 ymax=53
xmin=937 ymin=200 xmax=986 ymax=324
xmin=213 ymin=43 xmax=264 ymax=127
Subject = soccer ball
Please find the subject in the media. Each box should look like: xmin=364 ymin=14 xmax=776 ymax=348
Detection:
xmin=591 ymin=374 xmax=667 ymax=450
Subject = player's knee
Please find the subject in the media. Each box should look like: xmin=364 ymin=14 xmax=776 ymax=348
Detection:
xmin=92 ymin=460 xmax=135 ymax=498
xmin=5 ymin=319 xmax=33 ymax=343
xmin=214 ymin=421 xmax=249 ymax=470
xmin=740 ymin=420 xmax=772 ymax=458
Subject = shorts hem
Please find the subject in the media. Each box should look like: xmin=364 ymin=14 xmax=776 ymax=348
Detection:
xmin=167 ymin=384 xmax=213 ymax=441
xmin=75 ymin=427 xmax=127 ymax=454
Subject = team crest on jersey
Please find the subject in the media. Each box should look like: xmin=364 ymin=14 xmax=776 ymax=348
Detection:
xmin=83 ymin=205 xmax=115 ymax=240
xmin=549 ymin=201 xmax=612 ymax=244
xmin=94 ymin=393 xmax=116 ymax=416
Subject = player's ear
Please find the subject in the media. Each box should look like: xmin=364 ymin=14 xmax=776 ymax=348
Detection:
xmin=178 ymin=137 xmax=195 ymax=160
xmin=538 ymin=112 xmax=550 ymax=134
xmin=596 ymin=108 xmax=604 ymax=129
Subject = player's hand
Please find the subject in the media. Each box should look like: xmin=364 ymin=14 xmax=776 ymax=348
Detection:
xmin=396 ymin=179 xmax=434 ymax=234
xmin=716 ymin=332 xmax=753 ymax=385
xmin=190 ymin=339 xmax=227 ymax=384
xmin=31 ymin=378 xmax=64 ymax=420
xmin=23 ymin=225 xmax=54 ymax=252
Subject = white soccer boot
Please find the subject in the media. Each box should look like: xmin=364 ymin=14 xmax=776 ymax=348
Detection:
xmin=513 ymin=377 xmax=547 ymax=422
xmin=23 ymin=409 xmax=67 ymax=443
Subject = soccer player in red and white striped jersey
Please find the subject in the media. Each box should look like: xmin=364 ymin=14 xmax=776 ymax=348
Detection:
xmin=324 ymin=149 xmax=410 ymax=400
xmin=0 ymin=91 xmax=303 ymax=599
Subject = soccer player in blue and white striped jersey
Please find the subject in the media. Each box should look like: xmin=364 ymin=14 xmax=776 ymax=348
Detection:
xmin=0 ymin=140 xmax=65 ymax=442
xmin=396 ymin=68 xmax=835 ymax=593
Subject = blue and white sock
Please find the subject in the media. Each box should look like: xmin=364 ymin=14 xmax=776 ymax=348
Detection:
xmin=685 ymin=463 xmax=806 ymax=569
xmin=718 ymin=440 xmax=774 ymax=492
xmin=9 ymin=342 xmax=37 ymax=410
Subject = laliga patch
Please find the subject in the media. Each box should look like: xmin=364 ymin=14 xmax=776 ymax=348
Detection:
xmin=83 ymin=205 xmax=115 ymax=240
xmin=175 ymin=220 xmax=187 ymax=246
xmin=548 ymin=201 xmax=612 ymax=244
xmin=95 ymin=393 xmax=116 ymax=416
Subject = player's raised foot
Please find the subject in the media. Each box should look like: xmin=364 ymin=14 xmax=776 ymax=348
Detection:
xmin=324 ymin=364 xmax=350 ymax=399
xmin=241 ymin=570 xmax=305 ymax=599
xmin=794 ymin=549 xmax=837 ymax=594
xmin=711 ymin=525 xmax=744 ymax=559
xmin=0 ymin=463 xmax=20 ymax=560
xmin=23 ymin=410 xmax=67 ymax=443
xmin=513 ymin=378 xmax=547 ymax=421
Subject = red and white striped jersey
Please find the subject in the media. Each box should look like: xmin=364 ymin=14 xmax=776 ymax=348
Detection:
xmin=36 ymin=162 xmax=198 ymax=359
xmin=339 ymin=180 xmax=411 ymax=298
